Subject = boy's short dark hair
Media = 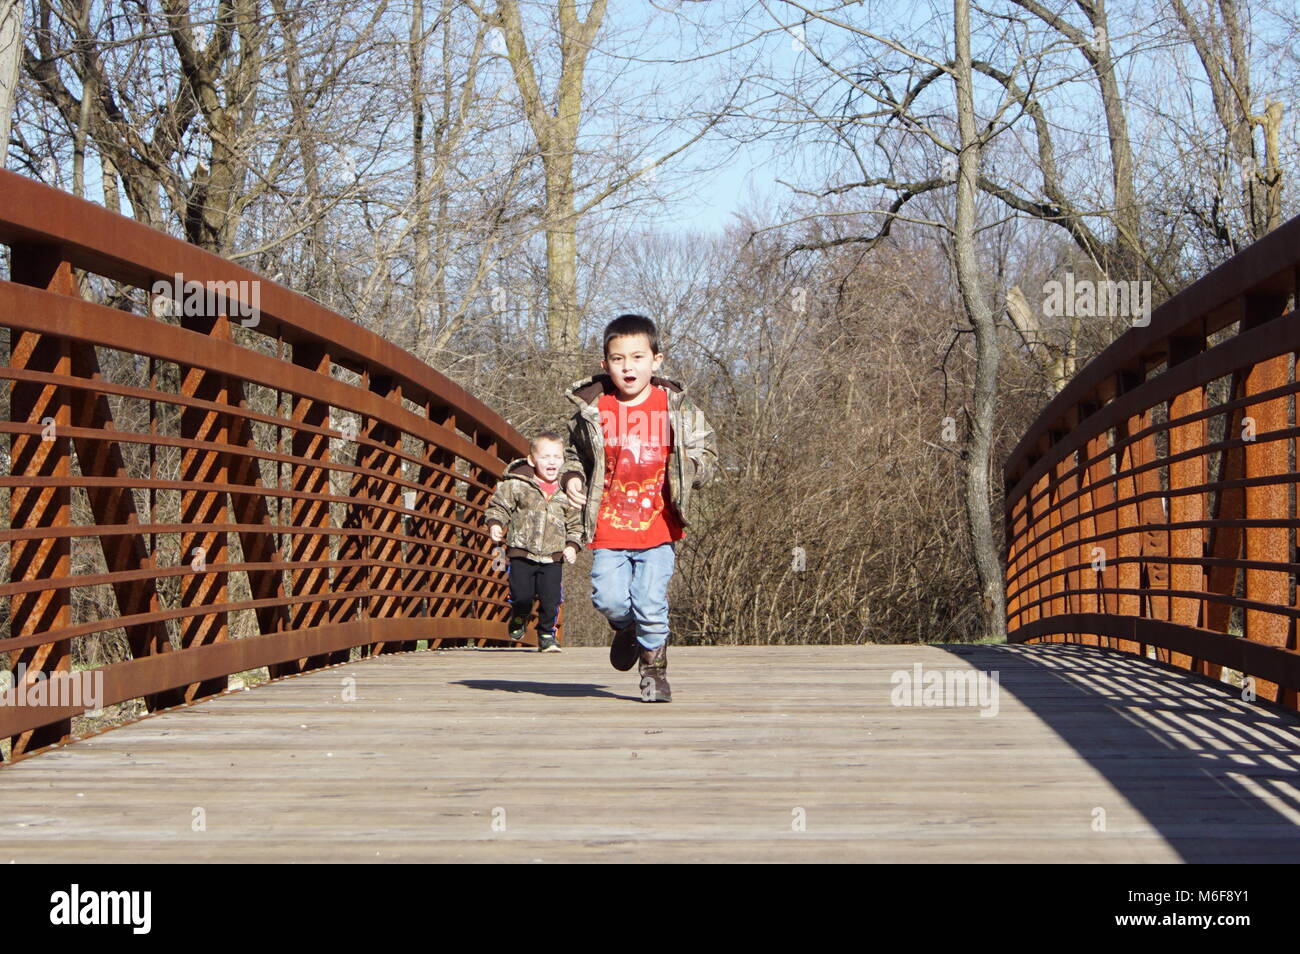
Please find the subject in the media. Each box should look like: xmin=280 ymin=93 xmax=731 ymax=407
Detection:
xmin=603 ymin=313 xmax=660 ymax=357
xmin=530 ymin=430 xmax=565 ymax=454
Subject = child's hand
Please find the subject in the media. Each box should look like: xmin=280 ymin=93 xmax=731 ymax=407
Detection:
xmin=489 ymin=524 xmax=504 ymax=543
xmin=564 ymin=476 xmax=587 ymax=507
xmin=563 ymin=544 xmax=577 ymax=564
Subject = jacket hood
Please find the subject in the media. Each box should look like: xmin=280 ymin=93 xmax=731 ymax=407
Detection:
xmin=565 ymin=373 xmax=686 ymax=410
xmin=500 ymin=457 xmax=556 ymax=488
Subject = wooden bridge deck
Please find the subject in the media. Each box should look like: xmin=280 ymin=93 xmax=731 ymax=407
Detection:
xmin=4 ymin=644 xmax=1300 ymax=863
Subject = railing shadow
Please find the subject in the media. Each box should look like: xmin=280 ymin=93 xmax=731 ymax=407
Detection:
xmin=939 ymin=642 xmax=1300 ymax=862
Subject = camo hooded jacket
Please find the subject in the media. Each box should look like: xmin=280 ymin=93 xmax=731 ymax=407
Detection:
xmin=483 ymin=458 xmax=585 ymax=563
xmin=559 ymin=373 xmax=719 ymax=547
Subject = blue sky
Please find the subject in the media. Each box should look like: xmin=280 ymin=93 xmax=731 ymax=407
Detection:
xmin=579 ymin=0 xmax=800 ymax=234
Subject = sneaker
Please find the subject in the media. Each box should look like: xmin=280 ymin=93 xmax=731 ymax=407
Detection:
xmin=638 ymin=642 xmax=671 ymax=702
xmin=507 ymin=614 xmax=528 ymax=641
xmin=609 ymin=620 xmax=639 ymax=672
xmin=538 ymin=632 xmax=562 ymax=653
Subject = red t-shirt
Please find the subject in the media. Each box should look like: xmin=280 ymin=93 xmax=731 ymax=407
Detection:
xmin=538 ymin=478 xmax=558 ymax=498
xmin=590 ymin=385 xmax=684 ymax=549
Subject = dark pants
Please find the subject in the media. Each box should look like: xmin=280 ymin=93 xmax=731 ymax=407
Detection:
xmin=508 ymin=557 xmax=563 ymax=634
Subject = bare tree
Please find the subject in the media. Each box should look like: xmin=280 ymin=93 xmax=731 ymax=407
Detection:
xmin=998 ymin=0 xmax=1146 ymax=277
xmin=733 ymin=0 xmax=1022 ymax=637
xmin=1167 ymin=0 xmax=1285 ymax=247
xmin=462 ymin=0 xmax=733 ymax=355
xmin=952 ymin=0 xmax=1005 ymax=634
xmin=0 ymin=0 xmax=22 ymax=166
xmin=22 ymin=0 xmax=392 ymax=251
xmin=464 ymin=0 xmax=609 ymax=350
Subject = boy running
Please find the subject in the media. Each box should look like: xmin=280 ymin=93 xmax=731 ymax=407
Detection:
xmin=560 ymin=314 xmax=718 ymax=701
xmin=484 ymin=431 xmax=584 ymax=652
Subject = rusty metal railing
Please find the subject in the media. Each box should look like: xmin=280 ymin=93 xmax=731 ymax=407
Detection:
xmin=0 ymin=170 xmax=531 ymax=760
xmin=1005 ymin=213 xmax=1300 ymax=709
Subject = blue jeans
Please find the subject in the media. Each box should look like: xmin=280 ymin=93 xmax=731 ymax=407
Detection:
xmin=590 ymin=542 xmax=676 ymax=650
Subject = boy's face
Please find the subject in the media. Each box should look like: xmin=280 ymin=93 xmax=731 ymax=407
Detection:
xmin=602 ymin=333 xmax=663 ymax=400
xmin=528 ymin=439 xmax=564 ymax=482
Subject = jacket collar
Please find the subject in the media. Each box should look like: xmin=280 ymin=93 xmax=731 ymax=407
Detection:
xmin=565 ymin=373 xmax=685 ymax=412
xmin=501 ymin=457 xmax=556 ymax=490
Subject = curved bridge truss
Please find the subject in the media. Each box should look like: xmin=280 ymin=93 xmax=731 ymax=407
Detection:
xmin=1005 ymin=213 xmax=1300 ymax=710
xmin=0 ymin=171 xmax=526 ymax=759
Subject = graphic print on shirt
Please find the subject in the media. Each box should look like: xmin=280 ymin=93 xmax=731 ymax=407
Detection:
xmin=598 ymin=394 xmax=672 ymax=534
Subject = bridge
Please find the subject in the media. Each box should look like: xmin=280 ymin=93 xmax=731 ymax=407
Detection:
xmin=3 ymin=172 xmax=1300 ymax=862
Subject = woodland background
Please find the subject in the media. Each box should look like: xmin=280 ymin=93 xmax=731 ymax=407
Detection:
xmin=1 ymin=0 xmax=1296 ymax=650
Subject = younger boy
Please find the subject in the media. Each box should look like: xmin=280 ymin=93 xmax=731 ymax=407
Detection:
xmin=560 ymin=314 xmax=718 ymax=701
xmin=484 ymin=432 xmax=584 ymax=652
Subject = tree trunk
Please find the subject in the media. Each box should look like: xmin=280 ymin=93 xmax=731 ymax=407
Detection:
xmin=953 ymin=0 xmax=1006 ymax=639
xmin=409 ymin=0 xmax=432 ymax=352
xmin=100 ymin=155 xmax=120 ymax=213
xmin=71 ymin=0 xmax=93 ymax=197
xmin=0 ymin=0 xmax=20 ymax=167
xmin=486 ymin=0 xmax=606 ymax=351
xmin=544 ymin=183 xmax=579 ymax=348
xmin=1086 ymin=0 xmax=1141 ymax=271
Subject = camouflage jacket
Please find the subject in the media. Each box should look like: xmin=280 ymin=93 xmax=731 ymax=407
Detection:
xmin=483 ymin=458 xmax=585 ymax=563
xmin=559 ymin=373 xmax=719 ymax=547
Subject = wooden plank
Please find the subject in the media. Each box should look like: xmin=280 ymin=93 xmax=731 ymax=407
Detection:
xmin=2 ymin=646 xmax=1298 ymax=862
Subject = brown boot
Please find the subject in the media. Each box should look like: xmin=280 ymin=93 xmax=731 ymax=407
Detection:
xmin=638 ymin=642 xmax=672 ymax=703
xmin=610 ymin=620 xmax=639 ymax=672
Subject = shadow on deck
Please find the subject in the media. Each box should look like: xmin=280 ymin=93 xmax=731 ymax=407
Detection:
xmin=1 ymin=643 xmax=1297 ymax=862
xmin=956 ymin=641 xmax=1300 ymax=862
